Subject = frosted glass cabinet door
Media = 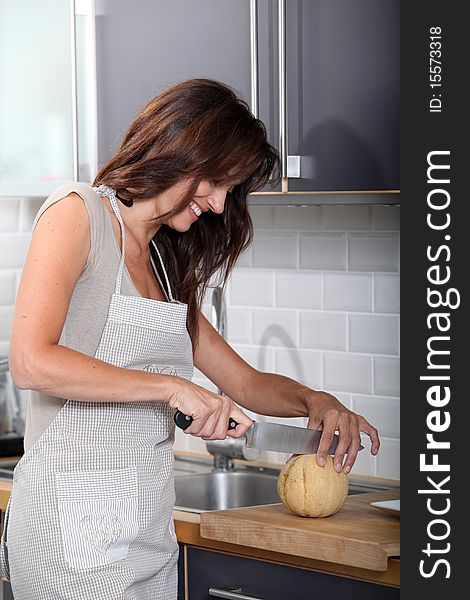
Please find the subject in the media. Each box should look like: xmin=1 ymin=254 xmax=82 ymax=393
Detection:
xmin=0 ymin=0 xmax=74 ymax=195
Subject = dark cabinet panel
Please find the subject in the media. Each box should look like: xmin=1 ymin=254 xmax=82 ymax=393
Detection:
xmin=95 ymin=0 xmax=252 ymax=167
xmin=178 ymin=543 xmax=185 ymax=600
xmin=287 ymin=0 xmax=399 ymax=192
xmin=186 ymin=547 xmax=399 ymax=600
xmin=94 ymin=0 xmax=398 ymax=198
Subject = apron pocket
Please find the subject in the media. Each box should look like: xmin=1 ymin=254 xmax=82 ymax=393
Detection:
xmin=56 ymin=466 xmax=139 ymax=570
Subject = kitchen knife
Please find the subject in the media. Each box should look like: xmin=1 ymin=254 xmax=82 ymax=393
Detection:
xmin=173 ymin=411 xmax=364 ymax=455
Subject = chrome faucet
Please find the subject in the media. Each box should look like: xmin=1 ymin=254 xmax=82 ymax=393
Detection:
xmin=210 ymin=286 xmax=226 ymax=396
xmin=206 ymin=288 xmax=260 ymax=469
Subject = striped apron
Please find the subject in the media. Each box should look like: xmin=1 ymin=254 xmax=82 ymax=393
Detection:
xmin=0 ymin=185 xmax=193 ymax=599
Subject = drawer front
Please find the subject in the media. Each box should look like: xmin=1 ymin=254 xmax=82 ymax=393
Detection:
xmin=186 ymin=547 xmax=399 ymax=600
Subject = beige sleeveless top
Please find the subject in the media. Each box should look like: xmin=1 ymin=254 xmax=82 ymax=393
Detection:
xmin=23 ymin=183 xmax=142 ymax=452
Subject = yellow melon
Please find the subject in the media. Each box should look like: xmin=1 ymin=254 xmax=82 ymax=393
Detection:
xmin=277 ymin=454 xmax=349 ymax=517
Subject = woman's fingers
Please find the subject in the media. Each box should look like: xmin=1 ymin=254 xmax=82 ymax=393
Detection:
xmin=175 ymin=383 xmax=250 ymax=440
xmin=314 ymin=410 xmax=338 ymax=467
xmin=305 ymin=390 xmax=381 ymax=473
xmin=361 ymin=417 xmax=380 ymax=455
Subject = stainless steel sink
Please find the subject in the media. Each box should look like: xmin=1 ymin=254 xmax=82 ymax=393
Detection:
xmin=173 ymin=467 xmax=377 ymax=513
xmin=174 ymin=470 xmax=280 ymax=512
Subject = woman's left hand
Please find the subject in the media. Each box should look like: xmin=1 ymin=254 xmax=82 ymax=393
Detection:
xmin=305 ymin=391 xmax=380 ymax=473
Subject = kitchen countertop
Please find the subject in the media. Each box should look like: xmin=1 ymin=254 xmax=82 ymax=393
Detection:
xmin=174 ymin=490 xmax=399 ymax=588
xmin=0 ymin=454 xmax=400 ymax=587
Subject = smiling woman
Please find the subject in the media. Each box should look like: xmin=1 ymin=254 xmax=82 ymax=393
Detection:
xmin=94 ymin=78 xmax=279 ymax=348
xmin=2 ymin=78 xmax=379 ymax=600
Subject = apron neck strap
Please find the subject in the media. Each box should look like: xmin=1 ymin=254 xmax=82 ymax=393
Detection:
xmin=150 ymin=239 xmax=175 ymax=303
xmin=94 ymin=185 xmax=126 ymax=294
xmin=94 ymin=185 xmax=177 ymax=302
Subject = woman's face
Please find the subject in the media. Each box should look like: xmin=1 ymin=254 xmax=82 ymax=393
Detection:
xmin=161 ymin=179 xmax=236 ymax=232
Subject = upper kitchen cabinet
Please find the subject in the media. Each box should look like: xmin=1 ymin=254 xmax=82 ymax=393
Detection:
xmin=286 ymin=0 xmax=400 ymax=194
xmin=94 ymin=0 xmax=253 ymax=169
xmin=0 ymin=0 xmax=96 ymax=197
xmin=255 ymin=0 xmax=399 ymax=201
xmin=0 ymin=0 xmax=399 ymax=203
xmin=0 ymin=0 xmax=75 ymax=196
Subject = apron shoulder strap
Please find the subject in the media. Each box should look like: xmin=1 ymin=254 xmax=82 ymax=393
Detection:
xmin=93 ymin=185 xmax=126 ymax=295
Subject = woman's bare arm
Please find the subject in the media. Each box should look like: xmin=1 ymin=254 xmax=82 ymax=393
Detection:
xmin=9 ymin=194 xmax=251 ymax=438
xmin=194 ymin=310 xmax=379 ymax=471
xmin=9 ymin=193 xmax=171 ymax=401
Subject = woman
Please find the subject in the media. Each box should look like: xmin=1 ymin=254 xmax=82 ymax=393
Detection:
xmin=1 ymin=79 xmax=379 ymax=599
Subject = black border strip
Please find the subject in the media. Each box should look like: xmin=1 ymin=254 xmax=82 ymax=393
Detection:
xmin=401 ymin=2 xmax=466 ymax=596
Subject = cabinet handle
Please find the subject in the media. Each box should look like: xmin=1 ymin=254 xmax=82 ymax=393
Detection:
xmin=69 ymin=0 xmax=79 ymax=182
xmin=209 ymin=587 xmax=265 ymax=600
xmin=278 ymin=0 xmax=287 ymax=186
xmin=249 ymin=0 xmax=259 ymax=118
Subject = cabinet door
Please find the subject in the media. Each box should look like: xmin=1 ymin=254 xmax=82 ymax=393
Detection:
xmin=186 ymin=547 xmax=399 ymax=600
xmin=95 ymin=0 xmax=252 ymax=168
xmin=287 ymin=0 xmax=399 ymax=192
xmin=0 ymin=0 xmax=75 ymax=196
xmin=177 ymin=543 xmax=185 ymax=599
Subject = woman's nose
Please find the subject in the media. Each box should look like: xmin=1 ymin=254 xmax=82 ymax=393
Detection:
xmin=206 ymin=187 xmax=228 ymax=214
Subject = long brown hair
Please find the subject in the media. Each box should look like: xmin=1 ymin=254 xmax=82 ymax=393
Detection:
xmin=94 ymin=79 xmax=279 ymax=350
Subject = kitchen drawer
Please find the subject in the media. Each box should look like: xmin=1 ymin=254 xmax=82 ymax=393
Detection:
xmin=185 ymin=547 xmax=399 ymax=600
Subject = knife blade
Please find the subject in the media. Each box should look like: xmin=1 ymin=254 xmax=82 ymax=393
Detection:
xmin=173 ymin=411 xmax=364 ymax=455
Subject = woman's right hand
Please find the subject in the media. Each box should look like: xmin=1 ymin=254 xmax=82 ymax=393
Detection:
xmin=166 ymin=378 xmax=252 ymax=440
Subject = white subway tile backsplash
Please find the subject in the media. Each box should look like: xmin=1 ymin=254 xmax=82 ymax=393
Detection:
xmin=235 ymin=246 xmax=252 ymax=268
xmin=229 ymin=269 xmax=274 ymax=306
xmin=252 ymin=232 xmax=297 ymax=268
xmin=0 ymin=271 xmax=17 ymax=305
xmin=349 ymin=314 xmax=399 ymax=355
xmin=274 ymin=206 xmax=322 ymax=230
xmin=324 ymin=272 xmax=373 ymax=312
xmin=373 ymin=356 xmax=400 ymax=396
xmin=351 ymin=435 xmax=377 ymax=477
xmin=0 ymin=198 xmax=21 ymax=232
xmin=376 ymin=438 xmax=400 ymax=479
xmin=19 ymin=197 xmax=43 ymax=232
xmin=348 ymin=233 xmax=399 ymax=272
xmin=273 ymin=348 xmax=322 ymax=390
xmin=0 ymin=306 xmax=14 ymax=341
xmin=300 ymin=233 xmax=347 ymax=270
xmin=226 ymin=307 xmax=252 ymax=344
xmin=323 ymin=352 xmax=372 ymax=394
xmin=374 ymin=274 xmax=400 ymax=313
xmin=372 ymin=205 xmax=400 ymax=231
xmin=249 ymin=205 xmax=275 ymax=229
xmin=353 ymin=395 xmax=400 ymax=438
xmin=275 ymin=271 xmax=322 ymax=309
xmin=299 ymin=311 xmax=347 ymax=351
xmin=0 ymin=234 xmax=31 ymax=269
xmin=322 ymin=205 xmax=371 ymax=231
xmin=252 ymin=309 xmax=297 ymax=348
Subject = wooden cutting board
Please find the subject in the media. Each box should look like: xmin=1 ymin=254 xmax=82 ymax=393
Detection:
xmin=200 ymin=489 xmax=400 ymax=571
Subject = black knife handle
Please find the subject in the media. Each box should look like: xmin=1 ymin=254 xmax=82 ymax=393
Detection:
xmin=173 ymin=410 xmax=238 ymax=431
